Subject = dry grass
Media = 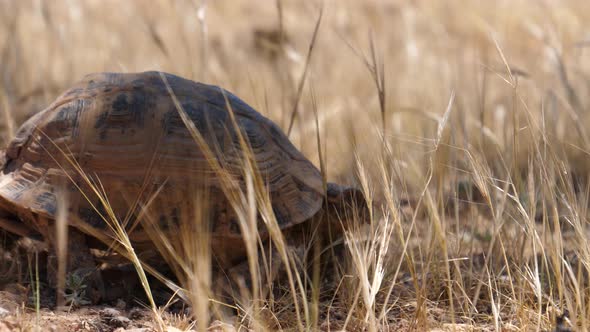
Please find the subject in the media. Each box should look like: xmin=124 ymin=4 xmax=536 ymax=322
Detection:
xmin=2 ymin=0 xmax=590 ymax=331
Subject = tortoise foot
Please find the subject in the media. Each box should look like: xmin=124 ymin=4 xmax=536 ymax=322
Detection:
xmin=221 ymin=246 xmax=306 ymax=301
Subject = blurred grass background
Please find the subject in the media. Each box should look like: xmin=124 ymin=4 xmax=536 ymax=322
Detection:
xmin=1 ymin=1 xmax=589 ymax=167
xmin=4 ymin=0 xmax=589 ymax=182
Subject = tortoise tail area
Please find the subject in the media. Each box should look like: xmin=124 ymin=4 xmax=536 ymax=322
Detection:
xmin=0 ymin=196 xmax=38 ymax=238
xmin=0 ymin=149 xmax=40 ymax=238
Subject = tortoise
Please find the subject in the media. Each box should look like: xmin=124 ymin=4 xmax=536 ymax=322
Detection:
xmin=0 ymin=71 xmax=366 ymax=303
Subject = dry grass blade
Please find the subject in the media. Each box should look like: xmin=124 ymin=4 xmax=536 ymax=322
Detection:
xmin=160 ymin=72 xmax=308 ymax=330
xmin=197 ymin=0 xmax=208 ymax=80
xmin=342 ymin=157 xmax=390 ymax=332
xmin=0 ymin=89 xmax=15 ymax=143
xmin=552 ymin=47 xmax=583 ymax=116
xmin=286 ymin=7 xmax=323 ymax=137
xmin=490 ymin=32 xmax=515 ymax=86
xmin=0 ymin=4 xmax=19 ymax=142
xmin=219 ymin=86 xmax=311 ymax=331
xmin=368 ymin=32 xmax=386 ymax=137
xmin=55 ymin=186 xmax=68 ymax=308
xmin=144 ymin=17 xmax=169 ymax=58
xmin=310 ymin=79 xmax=327 ymax=193
xmin=435 ymin=91 xmax=455 ymax=148
xmin=275 ymin=0 xmax=285 ymax=47
xmin=309 ymin=79 xmax=324 ymax=330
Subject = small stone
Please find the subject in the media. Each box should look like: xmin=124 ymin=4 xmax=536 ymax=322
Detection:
xmin=55 ymin=305 xmax=71 ymax=312
xmin=100 ymin=307 xmax=122 ymax=317
xmin=166 ymin=327 xmax=183 ymax=332
xmin=208 ymin=320 xmax=237 ymax=332
xmin=129 ymin=308 xmax=146 ymax=320
xmin=115 ymin=298 xmax=127 ymax=310
xmin=0 ymin=322 xmax=12 ymax=332
xmin=0 ymin=284 xmax=28 ymax=311
xmin=0 ymin=307 xmax=10 ymax=316
xmin=110 ymin=315 xmax=132 ymax=328
xmin=100 ymin=307 xmax=131 ymax=328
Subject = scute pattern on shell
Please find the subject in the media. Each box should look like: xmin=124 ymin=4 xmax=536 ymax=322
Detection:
xmin=0 ymin=71 xmax=324 ymax=239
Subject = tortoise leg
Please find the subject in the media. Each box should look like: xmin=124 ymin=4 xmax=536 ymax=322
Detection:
xmin=220 ymin=245 xmax=306 ymax=302
xmin=45 ymin=227 xmax=105 ymax=306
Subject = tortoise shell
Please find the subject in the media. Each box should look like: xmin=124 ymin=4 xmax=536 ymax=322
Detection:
xmin=0 ymin=71 xmax=324 ymax=242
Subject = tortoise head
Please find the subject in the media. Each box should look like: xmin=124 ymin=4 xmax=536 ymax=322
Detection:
xmin=324 ymin=182 xmax=371 ymax=227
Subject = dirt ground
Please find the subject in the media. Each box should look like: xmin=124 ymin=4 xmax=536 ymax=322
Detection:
xmin=0 ymin=297 xmax=565 ymax=332
xmin=0 ymin=247 xmax=569 ymax=332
